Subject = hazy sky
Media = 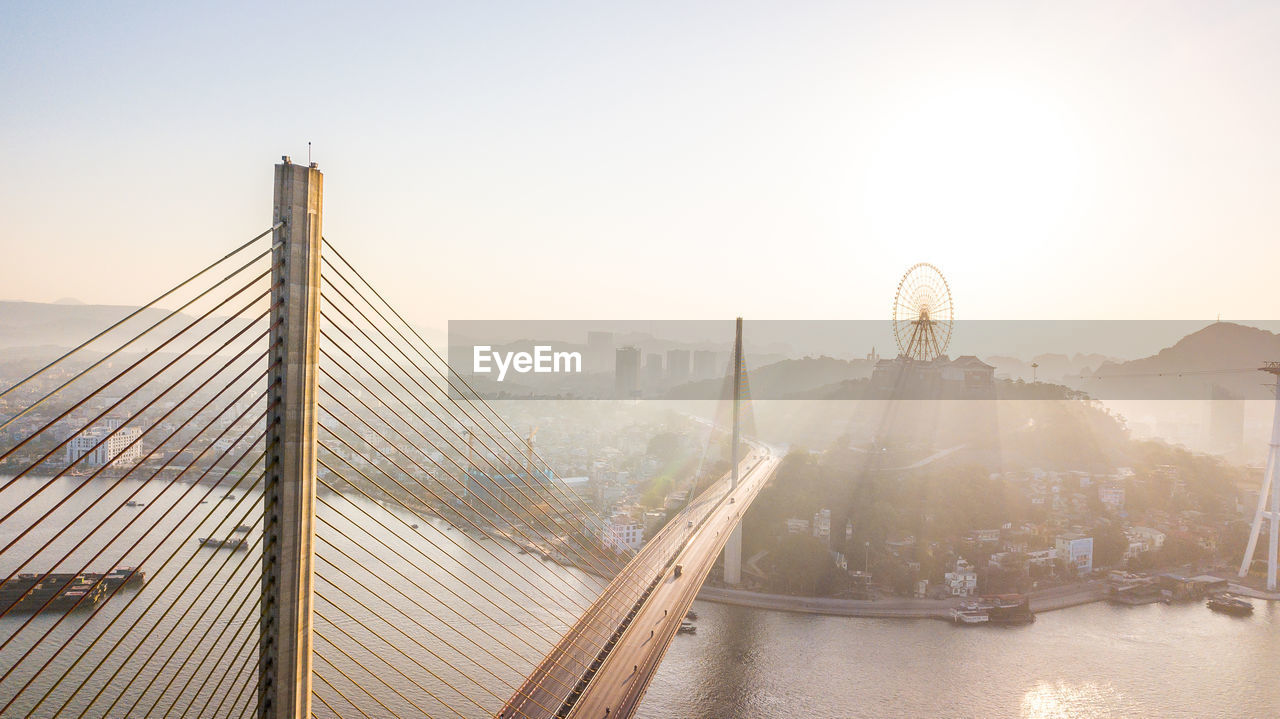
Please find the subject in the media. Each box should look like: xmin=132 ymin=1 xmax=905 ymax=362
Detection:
xmin=2 ymin=1 xmax=1277 ymax=326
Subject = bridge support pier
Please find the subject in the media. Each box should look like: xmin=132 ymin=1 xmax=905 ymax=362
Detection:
xmin=1240 ymin=364 xmax=1280 ymax=590
xmin=723 ymin=317 xmax=744 ymax=586
xmin=260 ymin=157 xmax=322 ymax=719
xmin=724 ymin=524 xmax=742 ymax=585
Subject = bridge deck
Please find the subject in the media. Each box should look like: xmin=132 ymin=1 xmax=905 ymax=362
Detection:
xmin=500 ymin=445 xmax=779 ymax=719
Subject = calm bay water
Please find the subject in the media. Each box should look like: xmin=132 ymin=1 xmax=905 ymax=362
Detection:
xmin=0 ymin=474 xmax=593 ymax=718
xmin=3 ymin=472 xmax=1278 ymax=718
xmin=640 ymin=597 xmax=1280 ymax=719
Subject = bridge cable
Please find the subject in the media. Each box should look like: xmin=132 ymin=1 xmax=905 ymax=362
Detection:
xmin=0 ymin=224 xmax=276 ymax=404
xmin=0 ymin=329 xmax=270 ymax=618
xmin=0 ymin=277 xmax=272 ymax=518
xmin=313 ymin=419 xmax=600 ymax=637
xmin=312 ymin=500 xmax=589 ymax=705
xmin=319 ymin=238 xmax=612 ymax=528
xmin=317 ymin=253 xmax=620 ymax=569
xmin=0 ymin=245 xmax=273 ymax=436
xmin=1 ymin=411 xmax=269 ymax=715
xmin=314 ymin=330 xmax=626 ymax=597
xmin=313 ymin=293 xmax=621 ymax=580
xmin=80 ymin=463 xmax=269 ymax=719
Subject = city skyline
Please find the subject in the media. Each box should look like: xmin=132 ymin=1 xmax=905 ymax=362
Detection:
xmin=7 ymin=4 xmax=1280 ymax=719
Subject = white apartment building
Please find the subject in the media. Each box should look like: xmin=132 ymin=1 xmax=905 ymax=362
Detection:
xmin=1056 ymin=533 xmax=1094 ymax=574
xmin=602 ymin=512 xmax=643 ymax=552
xmin=66 ymin=423 xmax=143 ymax=468
xmin=945 ymin=557 xmax=979 ymax=597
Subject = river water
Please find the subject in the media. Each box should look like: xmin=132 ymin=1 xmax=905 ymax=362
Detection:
xmin=3 ymin=472 xmax=1278 ymax=718
xmin=639 ymin=596 xmax=1280 ymax=719
xmin=0 ymin=473 xmax=596 ymax=718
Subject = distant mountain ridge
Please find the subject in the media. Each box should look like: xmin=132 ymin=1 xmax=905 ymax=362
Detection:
xmin=1075 ymin=322 xmax=1280 ymax=399
xmin=666 ymin=356 xmax=875 ymax=399
xmin=0 ymin=300 xmax=180 ymax=351
xmin=0 ymin=299 xmax=448 ymax=360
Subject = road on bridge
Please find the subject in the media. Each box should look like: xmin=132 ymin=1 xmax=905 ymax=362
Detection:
xmin=499 ymin=443 xmax=779 ymax=719
xmin=565 ymin=444 xmax=779 ymax=719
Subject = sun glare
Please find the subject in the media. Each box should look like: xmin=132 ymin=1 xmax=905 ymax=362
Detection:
xmin=863 ymin=80 xmax=1088 ymax=250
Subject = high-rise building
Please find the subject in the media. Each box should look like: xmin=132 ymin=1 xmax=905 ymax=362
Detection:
xmin=692 ymin=349 xmax=719 ymax=381
xmin=586 ymin=331 xmax=615 ymax=374
xmin=666 ymin=348 xmax=690 ymax=384
xmin=644 ymin=353 xmax=663 ymax=386
xmin=615 ymin=346 xmax=641 ymax=399
xmin=1207 ymin=384 xmax=1244 ymax=453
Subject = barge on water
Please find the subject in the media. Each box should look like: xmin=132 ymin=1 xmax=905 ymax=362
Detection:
xmin=198 ymin=537 xmax=248 ymax=550
xmin=951 ymin=594 xmax=1035 ymax=626
xmin=1207 ymin=594 xmax=1253 ymax=616
xmin=0 ymin=566 xmax=144 ymax=614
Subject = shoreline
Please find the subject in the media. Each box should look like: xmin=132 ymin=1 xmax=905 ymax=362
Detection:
xmin=697 ymin=579 xmax=1280 ymax=620
xmin=695 ymin=581 xmax=1110 ymax=620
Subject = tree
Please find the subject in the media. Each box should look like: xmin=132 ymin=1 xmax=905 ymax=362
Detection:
xmin=1092 ymin=524 xmax=1129 ymax=568
xmin=646 ymin=432 xmax=682 ymax=464
xmin=766 ymin=534 xmax=842 ymax=595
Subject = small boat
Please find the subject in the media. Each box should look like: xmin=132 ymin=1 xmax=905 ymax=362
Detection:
xmin=980 ymin=594 xmax=1035 ymax=625
xmin=125 ymin=500 xmax=144 ymax=508
xmin=677 ymin=621 xmax=696 ymax=635
xmin=1207 ymin=594 xmax=1253 ymax=616
xmin=222 ymin=494 xmax=236 ymax=501
xmin=198 ymin=537 xmax=248 ymax=550
xmin=411 ymin=524 xmax=419 ymax=529
xmin=951 ymin=607 xmax=990 ymax=625
xmin=685 ymin=610 xmax=698 ymax=621
xmin=231 ymin=524 xmax=251 ymax=533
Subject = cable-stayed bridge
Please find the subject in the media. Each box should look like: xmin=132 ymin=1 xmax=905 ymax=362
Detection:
xmin=0 ymin=159 xmax=778 ymax=719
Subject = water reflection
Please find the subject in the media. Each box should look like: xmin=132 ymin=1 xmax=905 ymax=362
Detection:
xmin=640 ymin=597 xmax=1280 ymax=719
xmin=1019 ymin=681 xmax=1129 ymax=719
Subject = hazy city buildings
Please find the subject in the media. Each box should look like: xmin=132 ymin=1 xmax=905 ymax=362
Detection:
xmin=666 ymin=349 xmax=690 ymax=384
xmin=1207 ymin=384 xmax=1244 ymax=454
xmin=692 ymin=350 xmax=718 ymax=381
xmin=586 ymin=331 xmax=615 ymax=374
xmin=615 ymin=346 xmax=640 ymax=399
xmin=65 ymin=416 xmax=142 ymax=468
xmin=644 ymin=353 xmax=663 ymax=387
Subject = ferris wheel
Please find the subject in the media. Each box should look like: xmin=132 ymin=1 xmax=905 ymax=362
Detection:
xmin=892 ymin=263 xmax=954 ymax=361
